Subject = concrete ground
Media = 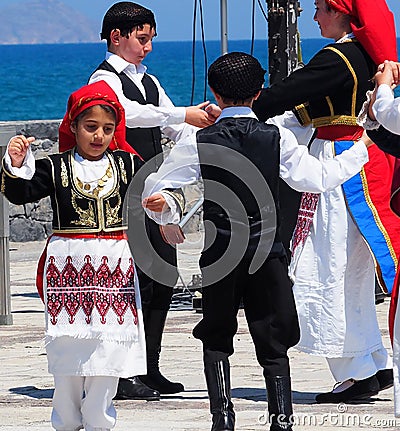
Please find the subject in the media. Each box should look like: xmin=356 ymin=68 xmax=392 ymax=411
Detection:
xmin=0 ymin=236 xmax=398 ymax=430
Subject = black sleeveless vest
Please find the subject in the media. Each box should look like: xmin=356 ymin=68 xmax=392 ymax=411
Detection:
xmin=196 ymin=117 xmax=285 ymax=259
xmin=94 ymin=61 xmax=162 ymax=162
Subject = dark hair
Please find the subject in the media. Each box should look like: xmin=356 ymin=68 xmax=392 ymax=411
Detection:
xmin=100 ymin=1 xmax=157 ymax=45
xmin=208 ymin=52 xmax=265 ymax=104
xmin=73 ymin=105 xmax=117 ymax=125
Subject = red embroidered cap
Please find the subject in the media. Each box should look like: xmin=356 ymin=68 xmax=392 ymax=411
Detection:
xmin=326 ymin=0 xmax=398 ymax=65
xmin=58 ymin=80 xmax=139 ymax=156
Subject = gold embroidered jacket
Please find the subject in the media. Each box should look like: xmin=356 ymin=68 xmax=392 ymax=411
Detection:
xmin=1 ymin=149 xmax=139 ymax=233
xmin=253 ymin=40 xmax=376 ymax=128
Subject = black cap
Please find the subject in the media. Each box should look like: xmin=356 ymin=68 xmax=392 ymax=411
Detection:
xmin=100 ymin=2 xmax=156 ymax=40
xmin=208 ymin=52 xmax=265 ymax=102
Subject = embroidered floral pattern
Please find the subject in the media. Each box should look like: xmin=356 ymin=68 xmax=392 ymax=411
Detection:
xmin=71 ymin=190 xmax=97 ymax=227
xmin=46 ymin=254 xmax=138 ymax=326
xmin=61 ymin=159 xmax=69 ymax=188
xmin=118 ymin=156 xmax=127 ymax=184
xmin=291 ymin=192 xmax=320 ymax=252
xmin=105 ymin=187 xmax=123 ymax=227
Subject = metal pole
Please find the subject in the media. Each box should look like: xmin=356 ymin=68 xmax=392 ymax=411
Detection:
xmin=220 ymin=0 xmax=228 ymax=54
xmin=0 ymin=125 xmax=16 ymax=325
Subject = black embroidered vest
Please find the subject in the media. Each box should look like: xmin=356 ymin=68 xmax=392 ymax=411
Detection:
xmin=48 ymin=150 xmax=134 ymax=233
xmin=94 ymin=61 xmax=162 ymax=162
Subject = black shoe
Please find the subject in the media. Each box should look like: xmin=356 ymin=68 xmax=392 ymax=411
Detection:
xmin=376 ymin=369 xmax=394 ymax=391
xmin=114 ymin=376 xmax=160 ymax=401
xmin=140 ymin=372 xmax=184 ymax=394
xmin=315 ymin=375 xmax=379 ymax=404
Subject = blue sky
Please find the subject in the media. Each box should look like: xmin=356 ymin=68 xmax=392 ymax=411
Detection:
xmin=63 ymin=0 xmax=400 ymax=41
xmin=2 ymin=0 xmax=400 ymax=41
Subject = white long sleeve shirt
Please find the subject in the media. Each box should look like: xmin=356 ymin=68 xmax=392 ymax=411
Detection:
xmin=372 ymin=84 xmax=400 ymax=134
xmin=89 ymin=53 xmax=196 ymax=143
xmin=143 ymin=106 xmax=369 ymax=223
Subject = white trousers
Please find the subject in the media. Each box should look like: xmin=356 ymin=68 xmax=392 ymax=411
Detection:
xmin=51 ymin=375 xmax=119 ymax=431
xmin=326 ymin=347 xmax=392 ymax=382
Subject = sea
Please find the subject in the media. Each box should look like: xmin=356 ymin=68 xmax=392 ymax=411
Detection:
xmin=0 ymin=38 xmax=398 ymax=122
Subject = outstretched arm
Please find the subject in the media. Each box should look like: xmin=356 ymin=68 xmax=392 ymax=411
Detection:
xmin=142 ymin=135 xmax=200 ymax=225
xmin=270 ymin=114 xmax=370 ymax=193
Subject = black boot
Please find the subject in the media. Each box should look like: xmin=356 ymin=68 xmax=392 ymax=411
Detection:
xmin=139 ymin=308 xmax=185 ymax=394
xmin=204 ymin=351 xmax=235 ymax=431
xmin=266 ymin=376 xmax=293 ymax=431
xmin=114 ymin=376 xmax=160 ymax=401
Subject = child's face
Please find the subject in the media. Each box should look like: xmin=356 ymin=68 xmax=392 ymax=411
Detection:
xmin=117 ymin=24 xmax=155 ymax=66
xmin=71 ymin=105 xmax=116 ymax=161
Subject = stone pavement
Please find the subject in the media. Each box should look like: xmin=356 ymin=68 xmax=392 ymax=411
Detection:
xmin=0 ymin=235 xmax=399 ymax=431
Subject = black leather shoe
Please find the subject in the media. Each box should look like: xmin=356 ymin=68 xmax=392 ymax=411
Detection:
xmin=376 ymin=369 xmax=394 ymax=391
xmin=140 ymin=372 xmax=184 ymax=394
xmin=114 ymin=376 xmax=160 ymax=401
xmin=315 ymin=375 xmax=379 ymax=404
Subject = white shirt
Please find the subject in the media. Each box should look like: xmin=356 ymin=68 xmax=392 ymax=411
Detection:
xmin=89 ymin=52 xmax=196 ymax=143
xmin=372 ymin=83 xmax=400 ymax=134
xmin=143 ymin=106 xmax=369 ymax=223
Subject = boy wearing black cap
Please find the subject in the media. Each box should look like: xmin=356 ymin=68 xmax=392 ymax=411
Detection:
xmin=142 ymin=51 xmax=371 ymax=431
xmin=89 ymin=2 xmax=216 ymax=401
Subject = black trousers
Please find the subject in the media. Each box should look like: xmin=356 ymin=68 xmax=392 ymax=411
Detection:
xmin=193 ymin=253 xmax=300 ymax=377
xmin=136 ymin=216 xmax=178 ymax=311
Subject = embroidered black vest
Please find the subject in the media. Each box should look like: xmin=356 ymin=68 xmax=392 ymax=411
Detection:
xmin=94 ymin=61 xmax=162 ymax=162
xmin=1 ymin=150 xmax=134 ymax=234
xmin=48 ymin=150 xmax=134 ymax=233
xmin=196 ymin=117 xmax=285 ymax=259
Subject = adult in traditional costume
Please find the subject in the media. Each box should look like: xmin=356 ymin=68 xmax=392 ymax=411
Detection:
xmin=0 ymin=81 xmax=168 ymax=430
xmin=253 ymin=0 xmax=399 ymax=403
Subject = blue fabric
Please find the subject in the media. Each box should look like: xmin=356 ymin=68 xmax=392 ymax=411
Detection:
xmin=335 ymin=140 xmax=396 ymax=293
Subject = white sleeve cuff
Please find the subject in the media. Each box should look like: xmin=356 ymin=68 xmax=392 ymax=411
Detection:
xmin=3 ymin=143 xmax=35 ymax=179
xmin=357 ymin=90 xmax=380 ymax=130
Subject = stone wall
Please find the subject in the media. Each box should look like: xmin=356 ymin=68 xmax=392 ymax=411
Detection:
xmin=1 ymin=120 xmax=60 ymax=242
xmin=0 ymin=120 xmax=203 ymax=242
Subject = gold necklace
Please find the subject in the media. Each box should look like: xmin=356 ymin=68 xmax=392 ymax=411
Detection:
xmin=76 ymin=163 xmax=113 ymax=197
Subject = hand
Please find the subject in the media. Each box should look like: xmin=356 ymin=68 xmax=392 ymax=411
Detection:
xmin=375 ymin=60 xmax=400 ymax=89
xmin=360 ymin=130 xmax=375 ymax=148
xmin=205 ymin=103 xmax=222 ymax=122
xmin=8 ymin=135 xmax=35 ymax=168
xmin=159 ymin=224 xmax=185 ymax=245
xmin=142 ymin=193 xmax=168 ymax=212
xmin=185 ymin=101 xmax=215 ymax=128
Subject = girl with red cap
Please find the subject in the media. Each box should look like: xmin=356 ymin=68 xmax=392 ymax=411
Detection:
xmin=253 ymin=0 xmax=399 ymax=404
xmin=0 ymin=81 xmax=179 ymax=430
